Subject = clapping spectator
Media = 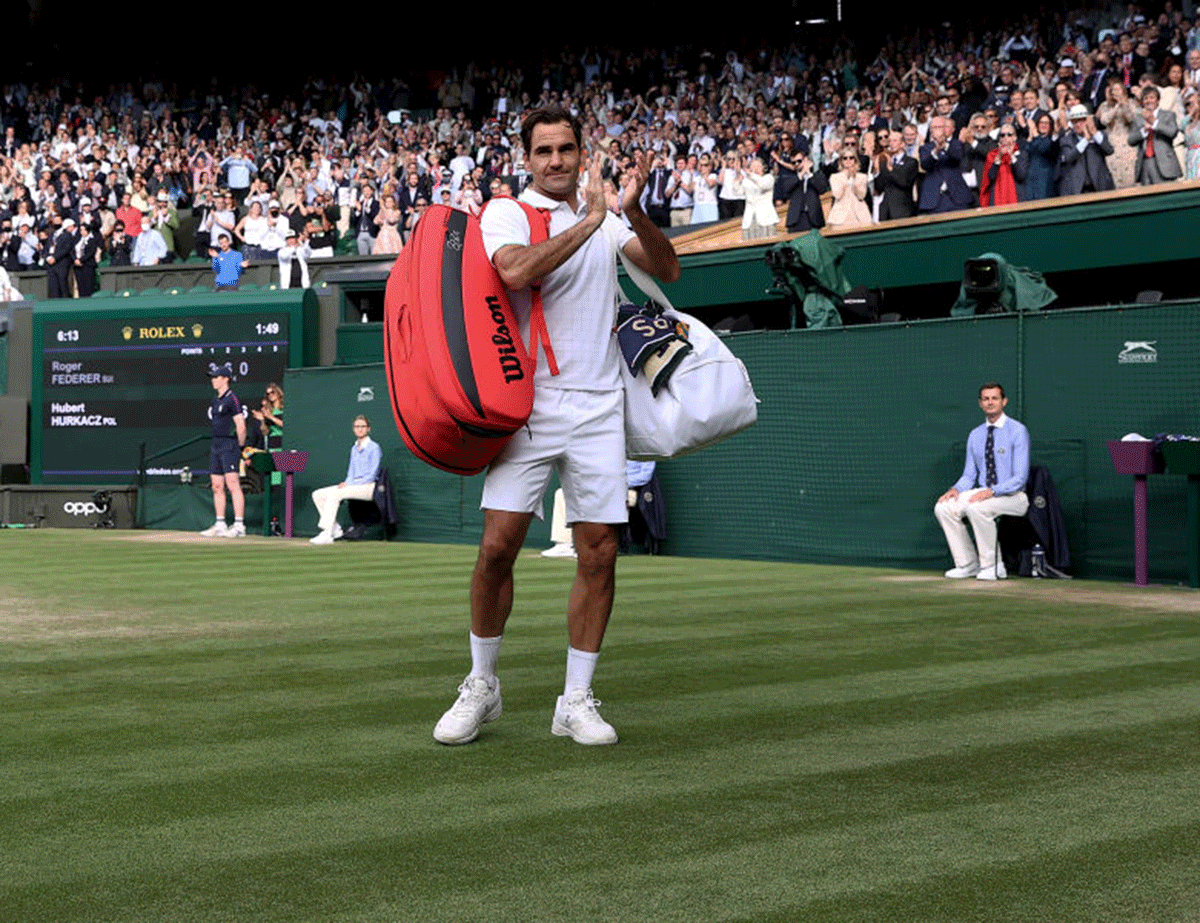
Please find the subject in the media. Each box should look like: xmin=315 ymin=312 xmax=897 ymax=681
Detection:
xmin=1097 ymin=79 xmax=1140 ymax=187
xmin=1181 ymin=91 xmax=1200 ymax=180
xmin=827 ymin=150 xmax=873 ymax=228
xmin=980 ymin=126 xmax=1028 ymax=206
xmin=1024 ymin=114 xmax=1060 ymax=200
xmin=373 ymin=194 xmax=404 ymax=253
xmin=1129 ymin=85 xmax=1183 ymax=183
xmin=1059 ymin=105 xmax=1116 ymax=195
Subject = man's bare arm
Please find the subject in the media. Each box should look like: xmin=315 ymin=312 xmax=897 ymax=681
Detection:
xmin=492 ymin=153 xmax=607 ymax=291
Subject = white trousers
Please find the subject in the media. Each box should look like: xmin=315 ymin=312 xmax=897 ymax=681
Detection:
xmin=312 ymin=482 xmax=375 ymax=532
xmin=934 ymin=489 xmax=1029 ymax=569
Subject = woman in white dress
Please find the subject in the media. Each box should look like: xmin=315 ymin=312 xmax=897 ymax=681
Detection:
xmin=740 ymin=158 xmax=777 ymax=240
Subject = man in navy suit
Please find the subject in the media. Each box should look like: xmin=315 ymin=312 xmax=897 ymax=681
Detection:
xmin=918 ymin=117 xmax=974 ymax=214
xmin=873 ymin=131 xmax=918 ymax=220
xmin=44 ymin=218 xmax=76 ymax=298
xmin=351 ymin=182 xmax=380 ymax=254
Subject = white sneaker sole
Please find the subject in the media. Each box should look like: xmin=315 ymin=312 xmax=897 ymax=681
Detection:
xmin=433 ymin=700 xmax=502 ymax=746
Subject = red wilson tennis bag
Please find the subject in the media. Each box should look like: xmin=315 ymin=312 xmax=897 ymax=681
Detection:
xmin=384 ymin=201 xmax=552 ymax=475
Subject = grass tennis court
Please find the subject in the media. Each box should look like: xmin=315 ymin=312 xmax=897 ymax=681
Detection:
xmin=3 ymin=530 xmax=1199 ymax=923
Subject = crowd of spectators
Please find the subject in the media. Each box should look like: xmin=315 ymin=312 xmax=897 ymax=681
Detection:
xmin=1 ymin=1 xmax=1198 ymax=298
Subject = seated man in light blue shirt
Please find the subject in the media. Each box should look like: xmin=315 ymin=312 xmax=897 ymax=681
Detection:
xmin=309 ymin=415 xmax=382 ymax=544
xmin=934 ymin=381 xmax=1030 ymax=580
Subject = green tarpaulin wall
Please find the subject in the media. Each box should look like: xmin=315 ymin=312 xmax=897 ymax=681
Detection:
xmin=277 ymin=300 xmax=1198 ymax=581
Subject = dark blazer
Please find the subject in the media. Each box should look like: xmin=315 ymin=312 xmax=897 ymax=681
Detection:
xmin=396 ymin=184 xmax=424 ymax=230
xmin=1080 ymin=68 xmax=1111 ymax=110
xmin=780 ymin=171 xmax=829 ymax=233
xmin=45 ymin=227 xmax=75 ymax=298
xmin=352 ymin=196 xmax=380 ymax=235
xmin=48 ymin=227 xmax=75 ymax=264
xmin=1015 ymin=108 xmax=1049 ymax=141
xmin=74 ymin=233 xmax=99 ymax=265
xmin=1057 ymin=129 xmax=1115 ymax=195
xmin=980 ymin=147 xmax=1029 ymax=206
xmin=872 ymin=154 xmax=918 ymax=220
xmin=961 ymin=137 xmax=998 ymax=203
xmin=73 ymin=234 xmax=100 ymax=295
xmin=0 ymin=234 xmax=20 ymax=271
xmin=1026 ymin=465 xmax=1070 ymax=570
xmin=948 ymin=102 xmax=974 ymax=132
xmin=917 ymin=139 xmax=974 ymax=212
xmin=1023 ymin=134 xmax=1060 ymax=200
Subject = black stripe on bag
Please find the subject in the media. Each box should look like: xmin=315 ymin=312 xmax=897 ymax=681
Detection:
xmin=441 ymin=209 xmax=485 ymax=418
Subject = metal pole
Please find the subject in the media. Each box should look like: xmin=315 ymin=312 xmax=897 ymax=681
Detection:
xmin=136 ymin=442 xmax=146 ymax=529
xmin=1015 ymin=308 xmax=1025 ymax=421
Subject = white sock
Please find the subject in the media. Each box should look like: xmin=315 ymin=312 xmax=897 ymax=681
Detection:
xmin=469 ymin=632 xmax=502 ymax=680
xmin=564 ymin=646 xmax=599 ymax=696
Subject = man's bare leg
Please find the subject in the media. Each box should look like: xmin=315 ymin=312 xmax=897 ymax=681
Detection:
xmin=435 ymin=509 xmax=533 ymax=745
xmin=552 ymin=521 xmax=620 ymax=745
xmin=566 ymin=522 xmax=619 ymax=652
xmin=471 ymin=509 xmax=534 ymax=637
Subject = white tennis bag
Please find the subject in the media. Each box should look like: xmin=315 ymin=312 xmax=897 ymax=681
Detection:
xmin=616 ymin=248 xmax=759 ymax=460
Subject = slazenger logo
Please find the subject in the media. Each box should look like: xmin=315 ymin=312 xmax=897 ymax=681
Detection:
xmin=1118 ymin=341 xmax=1157 ymax=364
xmin=63 ymin=502 xmax=103 ymax=516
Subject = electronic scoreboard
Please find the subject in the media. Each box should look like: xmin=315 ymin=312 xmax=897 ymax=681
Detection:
xmin=32 ymin=300 xmax=304 ymax=484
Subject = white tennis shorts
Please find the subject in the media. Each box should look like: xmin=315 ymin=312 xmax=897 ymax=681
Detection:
xmin=482 ymin=387 xmax=627 ymax=525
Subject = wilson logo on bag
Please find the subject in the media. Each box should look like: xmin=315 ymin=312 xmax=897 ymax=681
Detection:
xmin=384 ymin=202 xmax=551 ymax=475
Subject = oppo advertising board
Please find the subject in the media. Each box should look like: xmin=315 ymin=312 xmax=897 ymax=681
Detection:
xmin=31 ymin=300 xmax=303 ymax=484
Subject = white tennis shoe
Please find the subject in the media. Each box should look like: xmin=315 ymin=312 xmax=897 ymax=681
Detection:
xmin=434 ymin=675 xmax=502 ymax=745
xmin=552 ymin=688 xmax=618 ymax=745
xmin=976 ymin=561 xmax=1007 ymax=580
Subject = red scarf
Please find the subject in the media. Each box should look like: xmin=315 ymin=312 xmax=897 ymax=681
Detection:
xmin=981 ymin=148 xmax=1020 ymax=207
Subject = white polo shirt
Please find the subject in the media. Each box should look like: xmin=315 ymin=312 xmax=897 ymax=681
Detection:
xmin=481 ymin=188 xmax=634 ymax=392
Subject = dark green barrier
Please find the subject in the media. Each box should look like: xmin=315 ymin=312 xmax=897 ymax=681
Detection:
xmin=281 ymin=363 xmax=555 ymax=547
xmin=282 ymin=300 xmax=1199 ymax=580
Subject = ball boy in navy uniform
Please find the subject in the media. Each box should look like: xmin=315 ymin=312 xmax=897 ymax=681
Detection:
xmin=201 ymin=362 xmax=248 ymax=537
